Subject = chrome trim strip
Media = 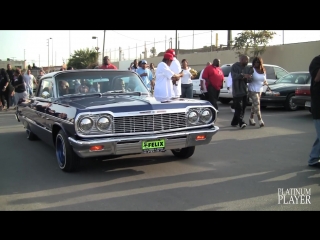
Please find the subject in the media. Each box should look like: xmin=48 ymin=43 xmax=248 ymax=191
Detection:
xmin=23 ymin=116 xmax=52 ymax=133
xmin=68 ymin=126 xmax=219 ymax=158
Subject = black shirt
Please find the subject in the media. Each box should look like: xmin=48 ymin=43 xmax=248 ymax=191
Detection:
xmin=6 ymin=69 xmax=14 ymax=84
xmin=13 ymin=75 xmax=26 ymax=93
xmin=309 ymin=55 xmax=320 ymax=119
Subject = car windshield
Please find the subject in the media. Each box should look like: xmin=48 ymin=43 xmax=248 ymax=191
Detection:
xmin=275 ymin=72 xmax=310 ymax=84
xmin=55 ymin=71 xmax=149 ymax=97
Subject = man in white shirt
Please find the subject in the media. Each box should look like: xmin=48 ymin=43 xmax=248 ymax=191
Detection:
xmin=23 ymin=69 xmax=37 ymax=97
xmin=154 ymin=53 xmax=184 ymax=102
xmin=166 ymin=49 xmax=182 ymax=98
xmin=199 ymin=62 xmax=211 ymax=100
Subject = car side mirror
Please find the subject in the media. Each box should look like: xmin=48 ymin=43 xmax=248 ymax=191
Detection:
xmin=41 ymin=91 xmax=51 ymax=99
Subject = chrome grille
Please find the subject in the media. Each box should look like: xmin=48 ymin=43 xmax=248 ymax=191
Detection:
xmin=114 ymin=113 xmax=187 ymax=133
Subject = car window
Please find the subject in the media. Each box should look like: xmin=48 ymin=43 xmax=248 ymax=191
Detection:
xmin=38 ymin=79 xmax=55 ymax=98
xmin=274 ymin=67 xmax=288 ymax=79
xmin=55 ymin=71 xmax=149 ymax=97
xmin=220 ymin=65 xmax=232 ymax=77
xmin=265 ymin=66 xmax=276 ymax=79
xmin=276 ymin=73 xmax=310 ymax=84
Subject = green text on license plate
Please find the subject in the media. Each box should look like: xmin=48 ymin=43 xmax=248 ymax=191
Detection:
xmin=142 ymin=139 xmax=165 ymax=150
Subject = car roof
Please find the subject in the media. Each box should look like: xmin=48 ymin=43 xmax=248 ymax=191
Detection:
xmin=221 ymin=63 xmax=281 ymax=67
xmin=41 ymin=69 xmax=130 ymax=78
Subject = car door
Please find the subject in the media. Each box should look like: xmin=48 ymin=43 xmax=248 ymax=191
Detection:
xmin=274 ymin=66 xmax=289 ymax=80
xmin=32 ymin=78 xmax=55 ymax=144
xmin=265 ymin=66 xmax=277 ymax=85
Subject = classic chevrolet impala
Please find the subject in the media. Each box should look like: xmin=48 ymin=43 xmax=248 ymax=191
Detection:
xmin=15 ymin=69 xmax=219 ymax=172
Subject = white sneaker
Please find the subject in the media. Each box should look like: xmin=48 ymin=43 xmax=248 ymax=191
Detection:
xmin=249 ymin=118 xmax=256 ymax=126
xmin=259 ymin=120 xmax=265 ymax=127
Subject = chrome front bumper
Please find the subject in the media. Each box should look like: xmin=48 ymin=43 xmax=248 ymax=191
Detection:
xmin=68 ymin=126 xmax=219 ymax=158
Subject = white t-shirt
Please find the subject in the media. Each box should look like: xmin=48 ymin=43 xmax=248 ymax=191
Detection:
xmin=23 ymin=73 xmax=35 ymax=90
xmin=181 ymin=67 xmax=193 ymax=84
xmin=199 ymin=69 xmax=207 ymax=93
xmin=170 ymin=57 xmax=182 ymax=97
xmin=154 ymin=62 xmax=175 ymax=101
xmin=248 ymin=68 xmax=266 ymax=92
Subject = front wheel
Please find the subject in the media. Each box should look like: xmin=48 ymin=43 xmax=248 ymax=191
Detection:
xmin=171 ymin=146 xmax=195 ymax=159
xmin=55 ymin=130 xmax=81 ymax=172
xmin=285 ymin=93 xmax=298 ymax=111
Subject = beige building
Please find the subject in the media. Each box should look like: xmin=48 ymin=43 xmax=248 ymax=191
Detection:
xmin=0 ymin=60 xmax=26 ymax=70
xmin=114 ymin=40 xmax=320 ymax=73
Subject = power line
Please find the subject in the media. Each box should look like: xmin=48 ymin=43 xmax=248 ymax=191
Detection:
xmin=112 ymin=31 xmax=152 ymax=42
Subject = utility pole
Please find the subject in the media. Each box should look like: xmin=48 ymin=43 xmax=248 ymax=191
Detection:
xmin=175 ymin=30 xmax=178 ymax=54
xmin=165 ymin=36 xmax=166 ymax=50
xmin=211 ymin=30 xmax=213 ymax=52
xmin=24 ymin=49 xmax=25 ymax=61
xmin=283 ymin=30 xmax=284 ymax=45
xmin=136 ymin=43 xmax=137 ymax=59
xmin=39 ymin=54 xmax=40 ymax=67
xmin=103 ymin=30 xmax=106 ymax=63
xmin=192 ymin=30 xmax=194 ymax=49
xmin=47 ymin=39 xmax=49 ymax=69
xmin=69 ymin=30 xmax=71 ymax=57
xmin=227 ymin=30 xmax=232 ymax=49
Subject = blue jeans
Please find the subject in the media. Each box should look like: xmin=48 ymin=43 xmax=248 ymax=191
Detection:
xmin=181 ymin=84 xmax=193 ymax=99
xmin=309 ymin=119 xmax=320 ymax=165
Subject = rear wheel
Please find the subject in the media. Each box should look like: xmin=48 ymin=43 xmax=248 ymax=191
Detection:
xmin=55 ymin=130 xmax=81 ymax=172
xmin=285 ymin=93 xmax=298 ymax=111
xmin=219 ymin=98 xmax=231 ymax=104
xmin=171 ymin=146 xmax=195 ymax=159
xmin=26 ymin=128 xmax=38 ymax=141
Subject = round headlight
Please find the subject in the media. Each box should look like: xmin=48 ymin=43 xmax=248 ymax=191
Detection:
xmin=97 ymin=116 xmax=111 ymax=132
xmin=200 ymin=109 xmax=213 ymax=123
xmin=78 ymin=117 xmax=93 ymax=132
xmin=188 ymin=110 xmax=199 ymax=124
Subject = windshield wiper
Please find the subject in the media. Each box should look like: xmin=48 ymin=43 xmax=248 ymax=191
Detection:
xmin=60 ymin=93 xmax=102 ymax=98
xmin=101 ymin=91 xmax=143 ymax=96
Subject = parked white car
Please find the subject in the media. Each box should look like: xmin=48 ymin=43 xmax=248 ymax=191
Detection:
xmin=218 ymin=63 xmax=289 ymax=104
xmin=192 ymin=79 xmax=201 ymax=96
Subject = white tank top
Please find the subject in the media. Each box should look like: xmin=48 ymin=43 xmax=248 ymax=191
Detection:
xmin=248 ymin=68 xmax=266 ymax=92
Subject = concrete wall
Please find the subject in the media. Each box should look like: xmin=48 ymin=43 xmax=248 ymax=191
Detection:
xmin=0 ymin=61 xmax=26 ymax=70
xmin=113 ymin=41 xmax=320 ymax=72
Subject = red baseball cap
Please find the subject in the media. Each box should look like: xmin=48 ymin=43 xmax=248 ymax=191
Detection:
xmin=165 ymin=49 xmax=176 ymax=57
xmin=164 ymin=53 xmax=174 ymax=61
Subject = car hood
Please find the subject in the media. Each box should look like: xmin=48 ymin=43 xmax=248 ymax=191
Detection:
xmin=268 ymin=83 xmax=298 ymax=91
xmin=57 ymin=95 xmax=211 ymax=113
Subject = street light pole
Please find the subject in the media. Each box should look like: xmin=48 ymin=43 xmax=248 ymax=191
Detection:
xmin=51 ymin=38 xmax=53 ymax=70
xmin=47 ymin=38 xmax=50 ymax=70
xmin=102 ymin=30 xmax=106 ymax=63
xmin=92 ymin=36 xmax=99 ymax=63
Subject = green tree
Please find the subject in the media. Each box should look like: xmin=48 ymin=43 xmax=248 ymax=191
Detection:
xmin=67 ymin=48 xmax=98 ymax=69
xmin=150 ymin=47 xmax=157 ymax=57
xmin=232 ymin=30 xmax=276 ymax=59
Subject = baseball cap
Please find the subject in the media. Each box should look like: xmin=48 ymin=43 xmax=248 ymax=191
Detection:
xmin=165 ymin=49 xmax=176 ymax=57
xmin=164 ymin=53 xmax=174 ymax=61
xmin=141 ymin=60 xmax=147 ymax=64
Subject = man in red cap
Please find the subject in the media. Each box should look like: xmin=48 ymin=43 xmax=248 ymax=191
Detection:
xmin=154 ymin=53 xmax=184 ymax=101
xmin=166 ymin=49 xmax=182 ymax=98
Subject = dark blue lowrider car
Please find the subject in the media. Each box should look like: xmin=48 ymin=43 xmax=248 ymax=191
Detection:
xmin=15 ymin=69 xmax=219 ymax=172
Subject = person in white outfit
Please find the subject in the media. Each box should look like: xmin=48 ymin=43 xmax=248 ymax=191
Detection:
xmin=23 ymin=69 xmax=37 ymax=97
xmin=165 ymin=49 xmax=182 ymax=98
xmin=248 ymin=57 xmax=268 ymax=127
xmin=226 ymin=72 xmax=235 ymax=112
xmin=199 ymin=62 xmax=211 ymax=100
xmin=154 ymin=53 xmax=184 ymax=102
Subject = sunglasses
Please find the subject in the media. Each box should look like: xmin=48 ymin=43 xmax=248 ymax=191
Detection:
xmin=255 ymin=61 xmax=261 ymax=64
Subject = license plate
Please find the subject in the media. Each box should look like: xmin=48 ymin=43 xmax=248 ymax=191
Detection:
xmin=305 ymin=101 xmax=311 ymax=107
xmin=142 ymin=139 xmax=166 ymax=153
